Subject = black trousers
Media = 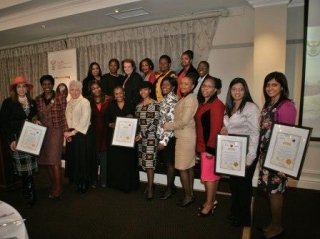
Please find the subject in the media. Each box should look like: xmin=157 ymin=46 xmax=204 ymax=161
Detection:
xmin=229 ymin=159 xmax=257 ymax=226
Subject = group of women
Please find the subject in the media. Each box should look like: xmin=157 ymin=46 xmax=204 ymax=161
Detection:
xmin=0 ymin=49 xmax=295 ymax=239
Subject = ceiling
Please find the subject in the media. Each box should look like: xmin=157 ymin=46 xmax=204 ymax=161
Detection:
xmin=0 ymin=0 xmax=252 ymax=49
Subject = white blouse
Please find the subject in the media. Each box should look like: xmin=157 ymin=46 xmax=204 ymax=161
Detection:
xmin=224 ymin=102 xmax=260 ymax=166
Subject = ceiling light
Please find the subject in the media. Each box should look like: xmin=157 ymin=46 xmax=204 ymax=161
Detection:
xmin=107 ymin=8 xmax=149 ymax=20
xmin=40 ymin=25 xmax=46 ymax=28
xmin=114 ymin=9 xmax=120 ymax=13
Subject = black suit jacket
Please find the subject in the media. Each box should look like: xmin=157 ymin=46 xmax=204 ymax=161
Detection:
xmin=123 ymin=71 xmax=143 ymax=114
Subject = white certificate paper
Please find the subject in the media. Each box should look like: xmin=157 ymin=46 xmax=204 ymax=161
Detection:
xmin=112 ymin=117 xmax=138 ymax=148
xmin=16 ymin=121 xmax=47 ymax=156
xmin=264 ymin=123 xmax=312 ymax=179
xmin=216 ymin=134 xmax=248 ymax=177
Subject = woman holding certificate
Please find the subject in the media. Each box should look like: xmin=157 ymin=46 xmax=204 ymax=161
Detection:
xmin=64 ymin=80 xmax=96 ymax=194
xmin=0 ymin=76 xmax=38 ymax=206
xmin=35 ymin=75 xmax=68 ymax=200
xmin=164 ymin=73 xmax=198 ymax=207
xmin=135 ymin=81 xmax=160 ymax=200
xmin=195 ymin=76 xmax=224 ymax=216
xmin=106 ymin=86 xmax=139 ymax=192
xmin=257 ymin=72 xmax=296 ymax=239
xmin=220 ymin=78 xmax=260 ymax=226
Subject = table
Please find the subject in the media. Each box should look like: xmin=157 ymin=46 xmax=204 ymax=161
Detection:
xmin=0 ymin=201 xmax=29 ymax=239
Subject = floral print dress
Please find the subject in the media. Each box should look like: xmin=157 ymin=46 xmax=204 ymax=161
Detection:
xmin=257 ymin=100 xmax=296 ymax=194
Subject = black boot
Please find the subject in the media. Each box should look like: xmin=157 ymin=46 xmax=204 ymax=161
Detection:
xmin=26 ymin=176 xmax=36 ymax=207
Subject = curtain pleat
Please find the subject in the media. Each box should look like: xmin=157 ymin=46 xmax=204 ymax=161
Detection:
xmin=0 ymin=17 xmax=218 ymax=103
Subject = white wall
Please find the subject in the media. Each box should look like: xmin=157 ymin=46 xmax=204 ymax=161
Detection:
xmin=204 ymin=6 xmax=320 ymax=190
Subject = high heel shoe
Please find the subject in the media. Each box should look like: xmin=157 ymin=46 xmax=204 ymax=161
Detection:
xmin=49 ymin=191 xmax=63 ymax=200
xmin=158 ymin=189 xmax=175 ymax=200
xmin=198 ymin=200 xmax=218 ymax=211
xmin=197 ymin=206 xmax=215 ymax=217
xmin=177 ymin=196 xmax=194 ymax=207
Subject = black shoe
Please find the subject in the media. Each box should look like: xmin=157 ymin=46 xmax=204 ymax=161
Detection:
xmin=49 ymin=191 xmax=63 ymax=200
xmin=197 ymin=206 xmax=215 ymax=218
xmin=177 ymin=196 xmax=194 ymax=207
xmin=26 ymin=176 xmax=36 ymax=207
xmin=158 ymin=190 xmax=175 ymax=200
xmin=198 ymin=200 xmax=218 ymax=211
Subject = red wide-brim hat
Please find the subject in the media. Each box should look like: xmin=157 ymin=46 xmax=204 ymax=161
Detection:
xmin=9 ymin=76 xmax=34 ymax=91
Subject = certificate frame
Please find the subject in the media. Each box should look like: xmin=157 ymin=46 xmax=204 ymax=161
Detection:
xmin=16 ymin=121 xmax=47 ymax=156
xmin=264 ymin=123 xmax=312 ymax=179
xmin=215 ymin=134 xmax=249 ymax=177
xmin=111 ymin=117 xmax=138 ymax=148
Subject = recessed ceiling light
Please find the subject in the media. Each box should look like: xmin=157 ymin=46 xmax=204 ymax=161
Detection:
xmin=107 ymin=8 xmax=149 ymax=20
xmin=40 ymin=25 xmax=46 ymax=28
xmin=114 ymin=9 xmax=120 ymax=13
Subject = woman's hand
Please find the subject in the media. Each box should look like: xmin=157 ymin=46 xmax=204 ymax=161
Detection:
xmin=135 ymin=134 xmax=142 ymax=142
xmin=157 ymin=143 xmax=165 ymax=151
xmin=108 ymin=123 xmax=115 ymax=128
xmin=10 ymin=141 xmax=17 ymax=151
xmin=126 ymin=114 xmax=134 ymax=118
xmin=206 ymin=153 xmax=213 ymax=159
xmin=220 ymin=127 xmax=228 ymax=135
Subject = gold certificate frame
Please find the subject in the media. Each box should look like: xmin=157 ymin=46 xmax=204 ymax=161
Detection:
xmin=264 ymin=123 xmax=312 ymax=179
xmin=111 ymin=117 xmax=138 ymax=148
xmin=215 ymin=134 xmax=248 ymax=177
xmin=16 ymin=121 xmax=47 ymax=156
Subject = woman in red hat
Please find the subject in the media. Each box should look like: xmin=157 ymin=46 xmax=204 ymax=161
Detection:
xmin=0 ymin=76 xmax=38 ymax=206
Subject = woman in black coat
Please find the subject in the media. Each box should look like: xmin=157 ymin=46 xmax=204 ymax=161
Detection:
xmin=0 ymin=76 xmax=38 ymax=206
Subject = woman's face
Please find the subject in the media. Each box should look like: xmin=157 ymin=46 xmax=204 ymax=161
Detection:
xmin=197 ymin=62 xmax=209 ymax=77
xmin=139 ymin=87 xmax=151 ymax=99
xmin=180 ymin=76 xmax=194 ymax=95
xmin=109 ymin=61 xmax=119 ymax=75
xmin=200 ymin=79 xmax=217 ymax=99
xmin=231 ymin=83 xmax=245 ymax=102
xmin=16 ymin=84 xmax=28 ymax=97
xmin=161 ymin=80 xmax=174 ymax=96
xmin=124 ymin=62 xmax=134 ymax=75
xmin=265 ymin=79 xmax=283 ymax=101
xmin=114 ymin=88 xmax=124 ymax=102
xmin=90 ymin=83 xmax=102 ymax=97
xmin=141 ymin=61 xmax=151 ymax=74
xmin=69 ymin=84 xmax=81 ymax=99
xmin=159 ymin=58 xmax=170 ymax=73
xmin=41 ymin=80 xmax=54 ymax=94
xmin=91 ymin=64 xmax=100 ymax=77
xmin=180 ymin=54 xmax=192 ymax=68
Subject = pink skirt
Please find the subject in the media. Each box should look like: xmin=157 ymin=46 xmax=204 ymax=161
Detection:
xmin=200 ymin=152 xmax=221 ymax=182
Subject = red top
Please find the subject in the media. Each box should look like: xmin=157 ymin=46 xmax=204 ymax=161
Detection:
xmin=195 ymin=98 xmax=225 ymax=154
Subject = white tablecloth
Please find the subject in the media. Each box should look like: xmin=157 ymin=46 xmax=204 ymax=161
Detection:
xmin=0 ymin=201 xmax=28 ymax=239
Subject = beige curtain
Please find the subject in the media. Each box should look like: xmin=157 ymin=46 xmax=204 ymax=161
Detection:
xmin=0 ymin=17 xmax=218 ymax=103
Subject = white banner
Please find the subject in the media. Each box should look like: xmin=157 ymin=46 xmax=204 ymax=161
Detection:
xmin=48 ymin=48 xmax=77 ymax=89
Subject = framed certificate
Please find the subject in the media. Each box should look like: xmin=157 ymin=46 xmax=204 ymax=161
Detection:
xmin=111 ymin=117 xmax=138 ymax=148
xmin=16 ymin=121 xmax=47 ymax=156
xmin=264 ymin=123 xmax=312 ymax=179
xmin=215 ymin=134 xmax=249 ymax=177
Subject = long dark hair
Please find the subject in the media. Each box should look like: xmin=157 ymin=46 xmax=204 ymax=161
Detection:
xmin=88 ymin=80 xmax=105 ymax=101
xmin=225 ymin=78 xmax=254 ymax=117
xmin=198 ymin=76 xmax=222 ymax=104
xmin=10 ymin=85 xmax=33 ymax=103
xmin=263 ymin=71 xmax=290 ymax=107
xmin=86 ymin=62 xmax=102 ymax=79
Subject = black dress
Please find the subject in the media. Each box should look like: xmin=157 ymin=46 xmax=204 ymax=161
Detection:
xmin=101 ymin=73 xmax=125 ymax=96
xmin=106 ymin=101 xmax=140 ymax=192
